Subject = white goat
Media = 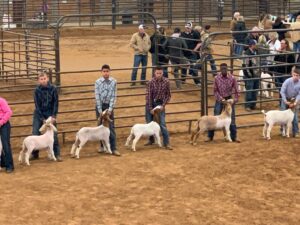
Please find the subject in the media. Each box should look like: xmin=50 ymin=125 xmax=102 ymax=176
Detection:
xmin=70 ymin=109 xmax=112 ymax=159
xmin=260 ymin=72 xmax=274 ymax=98
xmin=190 ymin=99 xmax=234 ymax=145
xmin=239 ymin=70 xmax=274 ymax=98
xmin=262 ymin=106 xmax=295 ymax=140
xmin=19 ymin=117 xmax=57 ymax=166
xmin=125 ymin=106 xmax=162 ymax=151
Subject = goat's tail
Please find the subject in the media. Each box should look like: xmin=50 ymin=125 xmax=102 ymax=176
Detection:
xmin=261 ymin=110 xmax=266 ymax=115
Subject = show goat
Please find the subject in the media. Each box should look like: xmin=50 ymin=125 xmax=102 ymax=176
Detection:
xmin=262 ymin=101 xmax=296 ymax=140
xmin=238 ymin=70 xmax=274 ymax=98
xmin=19 ymin=117 xmax=57 ymax=166
xmin=70 ymin=109 xmax=112 ymax=159
xmin=125 ymin=105 xmax=162 ymax=151
xmin=190 ymin=99 xmax=234 ymax=145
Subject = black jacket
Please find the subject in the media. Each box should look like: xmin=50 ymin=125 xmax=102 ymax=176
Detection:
xmin=34 ymin=83 xmax=59 ymax=121
xmin=180 ymin=30 xmax=200 ymax=57
xmin=243 ymin=48 xmax=257 ymax=78
xmin=272 ymin=22 xmax=286 ymax=41
xmin=274 ymin=53 xmax=295 ymax=86
xmin=149 ymin=33 xmax=168 ymax=64
xmin=163 ymin=35 xmax=188 ymax=63
xmin=233 ymin=21 xmax=247 ymax=43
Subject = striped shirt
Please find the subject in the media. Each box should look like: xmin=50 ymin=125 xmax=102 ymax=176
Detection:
xmin=95 ymin=77 xmax=117 ymax=113
xmin=280 ymin=77 xmax=300 ymax=103
xmin=146 ymin=77 xmax=171 ymax=110
xmin=214 ymin=73 xmax=239 ymax=102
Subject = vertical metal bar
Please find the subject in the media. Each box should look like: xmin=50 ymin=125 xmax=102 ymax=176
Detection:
xmin=167 ymin=0 xmax=172 ymax=28
xmin=1 ymin=29 xmax=4 ymax=79
xmin=13 ymin=40 xmax=16 ymax=84
xmin=18 ymin=33 xmax=21 ymax=80
xmin=258 ymin=55 xmax=262 ymax=110
xmin=112 ymin=0 xmax=116 ymax=29
xmin=230 ymin=42 xmax=234 ymax=74
xmin=54 ymin=31 xmax=61 ymax=87
xmin=24 ymin=30 xmax=29 ymax=78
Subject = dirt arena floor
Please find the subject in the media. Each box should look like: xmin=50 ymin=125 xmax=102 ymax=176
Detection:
xmin=0 ymin=27 xmax=299 ymax=225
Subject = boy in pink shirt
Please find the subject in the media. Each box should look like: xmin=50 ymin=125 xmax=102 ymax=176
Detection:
xmin=0 ymin=97 xmax=14 ymax=173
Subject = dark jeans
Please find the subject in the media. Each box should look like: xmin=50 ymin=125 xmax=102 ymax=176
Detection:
xmin=280 ymin=100 xmax=299 ymax=135
xmin=145 ymin=103 xmax=170 ymax=146
xmin=0 ymin=121 xmax=14 ymax=170
xmin=244 ymin=78 xmax=259 ymax=109
xmin=206 ymin=53 xmax=217 ymax=76
xmin=181 ymin=53 xmax=200 ymax=84
xmin=131 ymin=54 xmax=148 ymax=81
xmin=32 ymin=111 xmax=60 ymax=158
xmin=95 ymin=104 xmax=116 ymax=151
xmin=208 ymin=101 xmax=237 ymax=141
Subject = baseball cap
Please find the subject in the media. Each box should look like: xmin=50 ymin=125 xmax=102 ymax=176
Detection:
xmin=138 ymin=24 xmax=145 ymax=29
xmin=248 ymin=39 xmax=257 ymax=46
xmin=185 ymin=22 xmax=193 ymax=29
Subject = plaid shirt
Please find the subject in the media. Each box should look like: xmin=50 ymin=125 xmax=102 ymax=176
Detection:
xmin=146 ymin=77 xmax=171 ymax=109
xmin=95 ymin=77 xmax=117 ymax=113
xmin=214 ymin=73 xmax=239 ymax=102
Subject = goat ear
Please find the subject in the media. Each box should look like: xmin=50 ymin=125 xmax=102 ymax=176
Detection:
xmin=49 ymin=124 xmax=58 ymax=132
xmin=39 ymin=124 xmax=46 ymax=133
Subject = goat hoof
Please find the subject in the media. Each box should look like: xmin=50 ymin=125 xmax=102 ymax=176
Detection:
xmin=70 ymin=154 xmax=75 ymax=158
xmin=192 ymin=143 xmax=197 ymax=146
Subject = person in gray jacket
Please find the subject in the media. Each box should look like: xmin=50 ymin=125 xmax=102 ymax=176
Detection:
xmin=163 ymin=27 xmax=189 ymax=89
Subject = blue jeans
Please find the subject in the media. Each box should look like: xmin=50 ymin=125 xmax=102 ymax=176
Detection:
xmin=234 ymin=42 xmax=244 ymax=56
xmin=131 ymin=54 xmax=148 ymax=81
xmin=206 ymin=53 xmax=217 ymax=76
xmin=280 ymin=100 xmax=299 ymax=135
xmin=0 ymin=121 xmax=14 ymax=170
xmin=145 ymin=104 xmax=170 ymax=146
xmin=95 ymin=104 xmax=116 ymax=151
xmin=32 ymin=111 xmax=60 ymax=158
xmin=181 ymin=53 xmax=200 ymax=84
xmin=293 ymin=41 xmax=300 ymax=53
xmin=207 ymin=101 xmax=237 ymax=141
xmin=244 ymin=78 xmax=259 ymax=109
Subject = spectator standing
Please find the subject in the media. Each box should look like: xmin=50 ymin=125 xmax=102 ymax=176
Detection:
xmin=243 ymin=40 xmax=259 ymax=112
xmin=233 ymin=16 xmax=247 ymax=56
xmin=130 ymin=24 xmax=151 ymax=86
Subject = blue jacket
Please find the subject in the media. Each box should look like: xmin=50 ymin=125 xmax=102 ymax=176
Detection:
xmin=34 ymin=83 xmax=59 ymax=121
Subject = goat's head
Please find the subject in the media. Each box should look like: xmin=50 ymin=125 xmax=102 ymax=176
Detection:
xmin=39 ymin=117 xmax=57 ymax=133
xmin=152 ymin=105 xmax=162 ymax=124
xmin=101 ymin=109 xmax=113 ymax=122
xmin=287 ymin=98 xmax=297 ymax=110
xmin=222 ymin=99 xmax=234 ymax=116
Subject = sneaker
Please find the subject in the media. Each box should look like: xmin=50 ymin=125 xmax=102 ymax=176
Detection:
xmin=164 ymin=145 xmax=173 ymax=150
xmin=245 ymin=107 xmax=252 ymax=112
xmin=56 ymin=156 xmax=63 ymax=162
xmin=140 ymin=81 xmax=146 ymax=85
xmin=6 ymin=168 xmax=14 ymax=173
xmin=112 ymin=151 xmax=121 ymax=156
xmin=293 ymin=133 xmax=299 ymax=138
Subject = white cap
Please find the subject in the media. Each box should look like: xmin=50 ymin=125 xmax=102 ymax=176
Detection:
xmin=156 ymin=24 xmax=161 ymax=29
xmin=138 ymin=24 xmax=144 ymax=29
xmin=185 ymin=22 xmax=193 ymax=29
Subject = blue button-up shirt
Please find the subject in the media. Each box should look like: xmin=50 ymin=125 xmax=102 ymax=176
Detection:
xmin=280 ymin=77 xmax=300 ymax=103
xmin=95 ymin=77 xmax=117 ymax=113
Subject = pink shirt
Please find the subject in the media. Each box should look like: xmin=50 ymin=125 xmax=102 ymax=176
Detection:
xmin=0 ymin=97 xmax=12 ymax=126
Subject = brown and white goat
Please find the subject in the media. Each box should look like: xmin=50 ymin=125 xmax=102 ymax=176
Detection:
xmin=70 ymin=109 xmax=112 ymax=159
xmin=190 ymin=99 xmax=234 ymax=145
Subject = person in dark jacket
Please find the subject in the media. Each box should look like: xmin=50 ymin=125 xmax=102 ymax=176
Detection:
xmin=243 ymin=39 xmax=259 ymax=112
xmin=149 ymin=25 xmax=168 ymax=77
xmin=272 ymin=17 xmax=286 ymax=41
xmin=244 ymin=27 xmax=260 ymax=50
xmin=31 ymin=71 xmax=62 ymax=161
xmin=163 ymin=27 xmax=189 ymax=89
xmin=233 ymin=16 xmax=247 ymax=55
xmin=180 ymin=22 xmax=201 ymax=86
xmin=273 ymin=39 xmax=295 ymax=88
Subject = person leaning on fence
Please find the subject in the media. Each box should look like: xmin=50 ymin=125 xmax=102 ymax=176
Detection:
xmin=206 ymin=63 xmax=241 ymax=143
xmin=201 ymin=25 xmax=217 ymax=77
xmin=279 ymin=66 xmax=300 ymax=138
xmin=244 ymin=27 xmax=260 ymax=51
xmin=95 ymin=64 xmax=120 ymax=156
xmin=130 ymin=24 xmax=151 ymax=86
xmin=181 ymin=22 xmax=201 ymax=86
xmin=0 ymin=97 xmax=14 ymax=173
xmin=31 ymin=71 xmax=62 ymax=161
xmin=243 ymin=39 xmax=259 ymax=112
xmin=145 ymin=66 xmax=173 ymax=150
xmin=273 ymin=39 xmax=295 ymax=89
xmin=162 ymin=27 xmax=189 ymax=89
